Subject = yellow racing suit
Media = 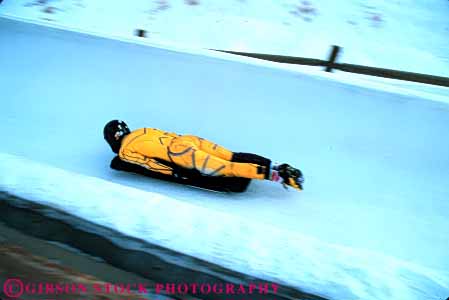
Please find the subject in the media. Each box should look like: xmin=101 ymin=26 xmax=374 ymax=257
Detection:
xmin=118 ymin=128 xmax=269 ymax=180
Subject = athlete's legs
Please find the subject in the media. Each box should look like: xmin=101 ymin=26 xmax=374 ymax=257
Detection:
xmin=231 ymin=153 xmax=271 ymax=166
xmin=168 ymin=136 xmax=267 ymax=179
xmin=181 ymin=135 xmax=234 ymax=161
xmin=184 ymin=136 xmax=272 ymax=169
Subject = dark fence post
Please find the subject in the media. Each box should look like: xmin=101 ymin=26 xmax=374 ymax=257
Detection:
xmin=325 ymin=45 xmax=341 ymax=72
xmin=135 ymin=29 xmax=146 ymax=38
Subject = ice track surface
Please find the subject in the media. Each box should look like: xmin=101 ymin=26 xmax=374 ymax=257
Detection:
xmin=1 ymin=17 xmax=449 ymax=300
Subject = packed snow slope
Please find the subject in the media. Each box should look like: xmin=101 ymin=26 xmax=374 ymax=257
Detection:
xmin=2 ymin=153 xmax=449 ymax=300
xmin=1 ymin=17 xmax=449 ymax=299
xmin=1 ymin=0 xmax=449 ymax=76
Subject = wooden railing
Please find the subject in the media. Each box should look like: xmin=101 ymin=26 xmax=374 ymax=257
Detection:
xmin=210 ymin=47 xmax=449 ymax=88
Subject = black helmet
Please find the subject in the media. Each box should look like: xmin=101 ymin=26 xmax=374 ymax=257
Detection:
xmin=103 ymin=120 xmax=131 ymax=153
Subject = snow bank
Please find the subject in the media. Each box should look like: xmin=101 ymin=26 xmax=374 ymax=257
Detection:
xmin=1 ymin=152 xmax=448 ymax=300
xmin=1 ymin=0 xmax=449 ymax=77
xmin=1 ymin=14 xmax=448 ymax=104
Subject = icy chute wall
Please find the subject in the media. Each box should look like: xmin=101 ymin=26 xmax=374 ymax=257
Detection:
xmin=1 ymin=17 xmax=449 ymax=272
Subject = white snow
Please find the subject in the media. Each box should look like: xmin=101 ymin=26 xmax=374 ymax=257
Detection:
xmin=1 ymin=0 xmax=448 ymax=77
xmin=1 ymin=153 xmax=448 ymax=300
xmin=1 ymin=2 xmax=449 ymax=300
